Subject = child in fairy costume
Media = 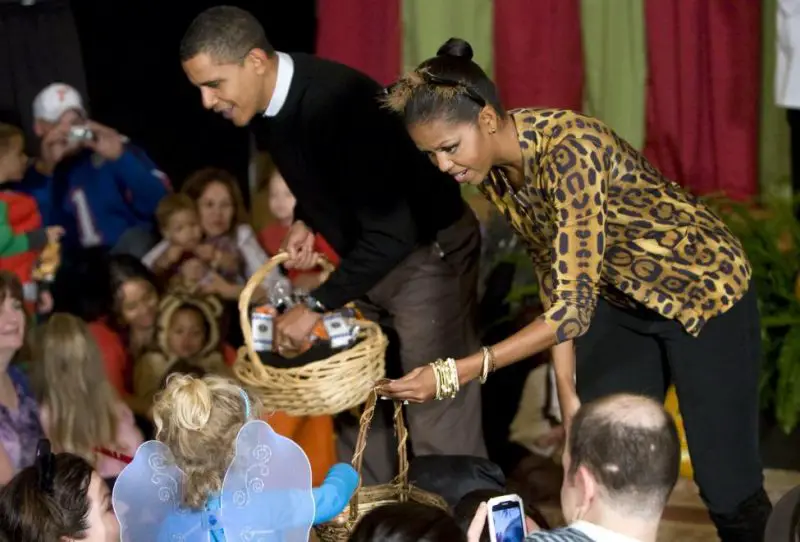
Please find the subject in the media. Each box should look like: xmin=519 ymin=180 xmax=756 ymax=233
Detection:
xmin=112 ymin=374 xmax=358 ymax=541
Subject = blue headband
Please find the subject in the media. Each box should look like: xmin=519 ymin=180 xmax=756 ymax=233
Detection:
xmin=239 ymin=389 xmax=251 ymax=419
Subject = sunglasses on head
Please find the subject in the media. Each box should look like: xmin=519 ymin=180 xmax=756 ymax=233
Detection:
xmin=384 ymin=72 xmax=487 ymax=108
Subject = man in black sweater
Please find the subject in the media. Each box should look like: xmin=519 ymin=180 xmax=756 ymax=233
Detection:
xmin=180 ymin=6 xmax=486 ymax=482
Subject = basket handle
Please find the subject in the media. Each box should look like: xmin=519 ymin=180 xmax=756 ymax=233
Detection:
xmin=348 ymin=389 xmax=410 ymax=523
xmin=238 ymin=251 xmax=335 ymax=365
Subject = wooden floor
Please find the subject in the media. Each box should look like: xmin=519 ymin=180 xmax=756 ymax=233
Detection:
xmin=537 ymin=469 xmax=800 ymax=541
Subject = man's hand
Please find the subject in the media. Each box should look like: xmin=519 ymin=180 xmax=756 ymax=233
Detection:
xmin=275 ymin=305 xmax=321 ymax=351
xmin=281 ymin=221 xmax=316 ymax=270
xmin=85 ymin=120 xmax=124 ymax=161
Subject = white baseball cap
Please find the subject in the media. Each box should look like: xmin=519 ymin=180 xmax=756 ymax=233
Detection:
xmin=32 ymin=83 xmax=86 ymax=123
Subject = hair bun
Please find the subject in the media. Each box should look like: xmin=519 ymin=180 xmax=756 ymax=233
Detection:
xmin=170 ymin=375 xmax=213 ymax=431
xmin=436 ymin=38 xmax=474 ymax=61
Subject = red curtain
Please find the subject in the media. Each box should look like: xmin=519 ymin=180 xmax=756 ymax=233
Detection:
xmin=315 ymin=0 xmax=402 ymax=86
xmin=493 ymin=0 xmax=584 ymax=111
xmin=643 ymin=1 xmax=761 ymax=200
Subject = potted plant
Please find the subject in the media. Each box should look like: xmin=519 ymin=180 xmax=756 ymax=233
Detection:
xmin=712 ymin=196 xmax=800 ymax=469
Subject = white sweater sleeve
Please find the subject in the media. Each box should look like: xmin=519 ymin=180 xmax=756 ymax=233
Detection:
xmin=235 ymin=224 xmax=282 ymax=289
xmin=142 ymin=239 xmax=169 ymax=269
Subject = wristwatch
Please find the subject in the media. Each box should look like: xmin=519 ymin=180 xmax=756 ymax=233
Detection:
xmin=305 ymin=295 xmax=327 ymax=314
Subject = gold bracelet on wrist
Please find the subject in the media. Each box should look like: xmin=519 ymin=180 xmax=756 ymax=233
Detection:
xmin=430 ymin=357 xmax=460 ymax=400
xmin=480 ymin=347 xmax=490 ymax=384
xmin=432 ymin=360 xmax=442 ymax=400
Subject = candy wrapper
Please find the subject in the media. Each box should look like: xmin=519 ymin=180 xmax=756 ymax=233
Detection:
xmin=250 ymin=278 xmax=362 ymax=360
xmin=31 ymin=240 xmax=61 ymax=283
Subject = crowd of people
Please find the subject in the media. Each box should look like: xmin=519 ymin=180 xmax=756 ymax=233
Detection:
xmin=0 ymin=4 xmax=795 ymax=542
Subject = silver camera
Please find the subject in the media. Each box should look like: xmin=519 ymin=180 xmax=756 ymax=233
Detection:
xmin=67 ymin=125 xmax=94 ymax=144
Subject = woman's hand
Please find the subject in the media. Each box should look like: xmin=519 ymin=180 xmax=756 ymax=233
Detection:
xmin=376 ymin=365 xmax=437 ymax=403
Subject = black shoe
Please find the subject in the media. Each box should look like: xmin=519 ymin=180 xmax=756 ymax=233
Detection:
xmin=709 ymin=487 xmax=772 ymax=542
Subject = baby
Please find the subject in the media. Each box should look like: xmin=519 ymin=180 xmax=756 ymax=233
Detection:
xmin=151 ymin=194 xmax=213 ymax=291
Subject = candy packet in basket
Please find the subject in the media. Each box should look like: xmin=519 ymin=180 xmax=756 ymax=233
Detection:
xmin=250 ymin=277 xmax=362 ymax=368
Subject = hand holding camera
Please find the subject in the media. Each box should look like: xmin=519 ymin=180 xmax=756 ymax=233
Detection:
xmin=82 ymin=120 xmax=124 ymax=161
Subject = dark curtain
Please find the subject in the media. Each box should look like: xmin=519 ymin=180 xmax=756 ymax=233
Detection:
xmin=642 ymin=0 xmax=761 ymax=199
xmin=493 ymin=0 xmax=584 ymax=111
xmin=0 ymin=0 xmax=88 ymax=155
xmin=69 ymin=0 xmax=316 ymax=194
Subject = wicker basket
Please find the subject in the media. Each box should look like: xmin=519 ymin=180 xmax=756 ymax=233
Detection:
xmin=233 ymin=252 xmax=387 ymax=417
xmin=315 ymin=390 xmax=449 ymax=541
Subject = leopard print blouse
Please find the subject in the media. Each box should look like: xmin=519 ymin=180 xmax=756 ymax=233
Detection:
xmin=479 ymin=108 xmax=751 ymax=343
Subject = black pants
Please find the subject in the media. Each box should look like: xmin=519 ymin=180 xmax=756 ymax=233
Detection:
xmin=335 ymin=208 xmax=487 ymax=485
xmin=575 ymin=286 xmax=771 ymax=542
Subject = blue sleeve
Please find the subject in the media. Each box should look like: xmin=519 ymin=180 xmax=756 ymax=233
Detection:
xmin=311 ymin=463 xmax=359 ymax=525
xmin=20 ymin=166 xmax=54 ymax=226
xmin=109 ymin=145 xmax=171 ymax=219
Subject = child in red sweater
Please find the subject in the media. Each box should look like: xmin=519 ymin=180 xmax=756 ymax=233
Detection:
xmin=0 ymin=123 xmax=63 ymax=314
xmin=257 ymin=170 xmax=339 ymax=290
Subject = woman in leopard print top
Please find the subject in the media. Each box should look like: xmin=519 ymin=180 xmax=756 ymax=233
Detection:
xmin=378 ymin=38 xmax=771 ymax=542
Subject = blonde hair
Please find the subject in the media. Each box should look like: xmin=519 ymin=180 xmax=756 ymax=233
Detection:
xmin=153 ymin=374 xmax=259 ymax=509
xmin=31 ymin=313 xmax=119 ymax=465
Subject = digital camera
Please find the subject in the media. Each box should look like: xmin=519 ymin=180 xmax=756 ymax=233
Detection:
xmin=67 ymin=125 xmax=94 ymax=144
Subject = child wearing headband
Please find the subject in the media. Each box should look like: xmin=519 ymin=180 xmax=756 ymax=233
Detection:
xmin=113 ymin=374 xmax=358 ymax=541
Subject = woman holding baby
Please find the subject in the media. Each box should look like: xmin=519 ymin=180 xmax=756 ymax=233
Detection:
xmin=143 ymin=167 xmax=278 ymax=302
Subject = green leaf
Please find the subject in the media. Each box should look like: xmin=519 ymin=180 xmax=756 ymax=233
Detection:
xmin=775 ymin=326 xmax=800 ymax=433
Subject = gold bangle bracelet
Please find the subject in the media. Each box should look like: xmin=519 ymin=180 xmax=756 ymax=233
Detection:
xmin=431 ymin=358 xmax=459 ymax=400
xmin=479 ymin=347 xmax=490 ymax=384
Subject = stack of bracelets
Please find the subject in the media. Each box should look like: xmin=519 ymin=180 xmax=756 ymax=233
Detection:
xmin=431 ymin=346 xmax=496 ymax=400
